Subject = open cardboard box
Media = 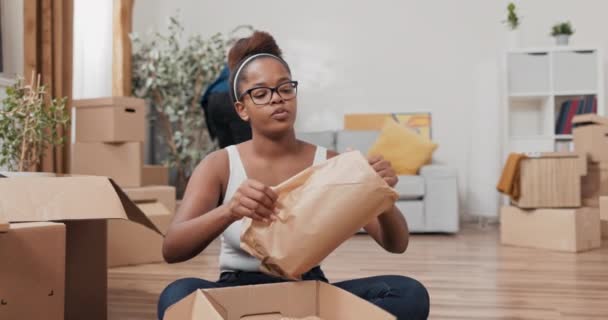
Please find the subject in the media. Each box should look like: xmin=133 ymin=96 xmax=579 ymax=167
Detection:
xmin=0 ymin=221 xmax=66 ymax=320
xmin=0 ymin=175 xmax=161 ymax=320
xmin=164 ymin=281 xmax=396 ymax=320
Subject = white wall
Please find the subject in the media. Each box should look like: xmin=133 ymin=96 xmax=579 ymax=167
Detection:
xmin=131 ymin=0 xmax=608 ymax=218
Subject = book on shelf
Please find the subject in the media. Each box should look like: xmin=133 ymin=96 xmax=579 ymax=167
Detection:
xmin=554 ymin=95 xmax=597 ymax=134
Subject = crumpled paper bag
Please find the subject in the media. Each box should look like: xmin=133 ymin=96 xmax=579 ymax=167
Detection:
xmin=240 ymin=151 xmax=398 ymax=280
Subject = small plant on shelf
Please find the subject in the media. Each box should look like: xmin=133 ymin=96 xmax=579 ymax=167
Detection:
xmin=551 ymin=21 xmax=574 ymax=45
xmin=504 ymin=2 xmax=520 ymax=30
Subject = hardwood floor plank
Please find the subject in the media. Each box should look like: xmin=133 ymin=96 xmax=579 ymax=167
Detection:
xmin=108 ymin=224 xmax=608 ymax=319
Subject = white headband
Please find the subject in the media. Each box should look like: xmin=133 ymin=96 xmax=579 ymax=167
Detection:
xmin=232 ymin=53 xmax=282 ymax=101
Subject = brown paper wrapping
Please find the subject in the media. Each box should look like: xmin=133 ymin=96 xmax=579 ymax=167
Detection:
xmin=240 ymin=151 xmax=398 ymax=280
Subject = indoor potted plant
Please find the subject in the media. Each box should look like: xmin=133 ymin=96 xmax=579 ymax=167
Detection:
xmin=551 ymin=21 xmax=574 ymax=45
xmin=131 ymin=16 xmax=227 ymax=197
xmin=503 ymin=2 xmax=520 ymax=48
xmin=0 ymin=73 xmax=69 ymax=175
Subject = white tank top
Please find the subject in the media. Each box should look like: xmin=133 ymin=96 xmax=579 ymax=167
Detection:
xmin=219 ymin=144 xmax=328 ymax=273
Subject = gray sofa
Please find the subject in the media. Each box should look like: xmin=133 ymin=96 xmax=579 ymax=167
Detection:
xmin=297 ymin=130 xmax=459 ymax=233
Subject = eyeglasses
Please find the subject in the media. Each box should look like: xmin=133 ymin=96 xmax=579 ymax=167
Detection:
xmin=238 ymin=81 xmax=298 ymax=106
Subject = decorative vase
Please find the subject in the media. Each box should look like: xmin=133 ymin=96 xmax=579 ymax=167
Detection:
xmin=555 ymin=35 xmax=570 ymax=46
xmin=507 ymin=29 xmax=520 ymax=48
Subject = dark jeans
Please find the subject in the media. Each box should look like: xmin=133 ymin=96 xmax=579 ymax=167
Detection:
xmin=157 ymin=267 xmax=429 ymax=320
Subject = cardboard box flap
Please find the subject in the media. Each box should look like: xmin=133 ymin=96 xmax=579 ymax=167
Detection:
xmin=72 ymin=96 xmax=144 ymax=109
xmin=204 ymin=282 xmax=317 ymax=319
xmin=524 ymin=152 xmax=587 ymax=176
xmin=317 ymin=282 xmax=395 ymax=320
xmin=108 ymin=179 xmax=162 ymax=234
xmin=163 ymin=289 xmax=197 ymax=320
xmin=526 ymin=151 xmax=579 ymax=159
xmin=164 ymin=290 xmax=225 ymax=320
xmin=165 ymin=281 xmax=396 ymax=320
xmin=572 ymin=114 xmax=608 ymax=126
xmin=136 ymin=201 xmax=171 ymax=218
xmin=0 ymin=176 xmax=160 ymax=234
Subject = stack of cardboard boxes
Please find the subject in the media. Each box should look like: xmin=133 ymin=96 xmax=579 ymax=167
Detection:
xmin=574 ymin=114 xmax=608 ymax=240
xmin=70 ymin=97 xmax=176 ymax=267
xmin=500 ymin=114 xmax=608 ymax=252
xmin=0 ymin=175 xmax=160 ymax=320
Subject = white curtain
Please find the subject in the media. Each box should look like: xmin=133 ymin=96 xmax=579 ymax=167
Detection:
xmin=72 ymin=0 xmax=113 ymax=99
xmin=465 ymin=59 xmax=502 ymax=218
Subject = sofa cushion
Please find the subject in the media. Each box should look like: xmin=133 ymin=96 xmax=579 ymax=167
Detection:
xmin=336 ymin=130 xmax=380 ymax=154
xmin=395 ymin=175 xmax=425 ymax=200
xmin=368 ymin=119 xmax=438 ymax=175
xmin=296 ymin=131 xmax=336 ymax=150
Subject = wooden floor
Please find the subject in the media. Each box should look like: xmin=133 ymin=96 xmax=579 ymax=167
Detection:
xmin=108 ymin=224 xmax=608 ymax=320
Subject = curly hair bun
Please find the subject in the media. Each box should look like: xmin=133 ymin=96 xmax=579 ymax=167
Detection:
xmin=227 ymin=31 xmax=283 ymax=71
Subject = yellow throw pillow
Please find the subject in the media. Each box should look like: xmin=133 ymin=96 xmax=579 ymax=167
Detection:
xmin=368 ymin=119 xmax=438 ymax=175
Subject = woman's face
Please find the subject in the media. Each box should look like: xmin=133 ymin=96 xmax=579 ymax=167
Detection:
xmin=234 ymin=57 xmax=297 ymax=137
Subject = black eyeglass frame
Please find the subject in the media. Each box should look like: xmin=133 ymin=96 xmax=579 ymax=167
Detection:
xmin=237 ymin=80 xmax=299 ymax=105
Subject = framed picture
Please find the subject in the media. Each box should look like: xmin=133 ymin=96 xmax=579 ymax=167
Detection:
xmin=344 ymin=112 xmax=433 ymax=139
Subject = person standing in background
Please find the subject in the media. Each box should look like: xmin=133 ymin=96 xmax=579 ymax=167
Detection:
xmin=201 ymin=64 xmax=253 ymax=148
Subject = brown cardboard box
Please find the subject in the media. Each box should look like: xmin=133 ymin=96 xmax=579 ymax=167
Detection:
xmin=164 ymin=281 xmax=396 ymax=320
xmin=600 ymin=197 xmax=608 ymax=239
xmin=123 ymin=185 xmax=177 ymax=213
xmin=514 ymin=152 xmax=586 ymax=208
xmin=70 ymin=142 xmax=144 ymax=187
xmin=582 ymin=161 xmax=608 ymax=207
xmin=72 ymin=97 xmax=145 ymax=142
xmin=0 ymin=176 xmax=160 ymax=320
xmin=573 ymin=114 xmax=608 ymax=162
xmin=142 ymin=165 xmax=169 ymax=186
xmin=0 ymin=222 xmax=66 ymax=320
xmin=108 ymin=201 xmax=172 ymax=267
xmin=500 ymin=206 xmax=601 ymax=252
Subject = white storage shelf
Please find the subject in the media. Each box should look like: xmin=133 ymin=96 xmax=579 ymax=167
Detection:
xmin=553 ymin=50 xmax=598 ymax=93
xmin=508 ymin=52 xmax=551 ymax=95
xmin=504 ymin=47 xmax=604 ymax=154
xmin=508 ymin=96 xmax=552 ymax=137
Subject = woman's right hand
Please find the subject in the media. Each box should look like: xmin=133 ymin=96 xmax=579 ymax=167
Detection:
xmin=227 ymin=179 xmax=279 ymax=223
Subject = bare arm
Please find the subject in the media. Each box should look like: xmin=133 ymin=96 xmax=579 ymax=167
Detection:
xmin=162 ymin=150 xmax=235 ymax=263
xmin=328 ymin=150 xmax=410 ymax=253
xmin=162 ymin=150 xmax=279 ymax=264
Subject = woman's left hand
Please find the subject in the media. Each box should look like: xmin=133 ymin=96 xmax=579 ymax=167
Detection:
xmin=369 ymin=155 xmax=398 ymax=187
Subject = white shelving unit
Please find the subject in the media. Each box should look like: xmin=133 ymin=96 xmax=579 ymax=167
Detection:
xmin=504 ymin=47 xmax=605 ymax=154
